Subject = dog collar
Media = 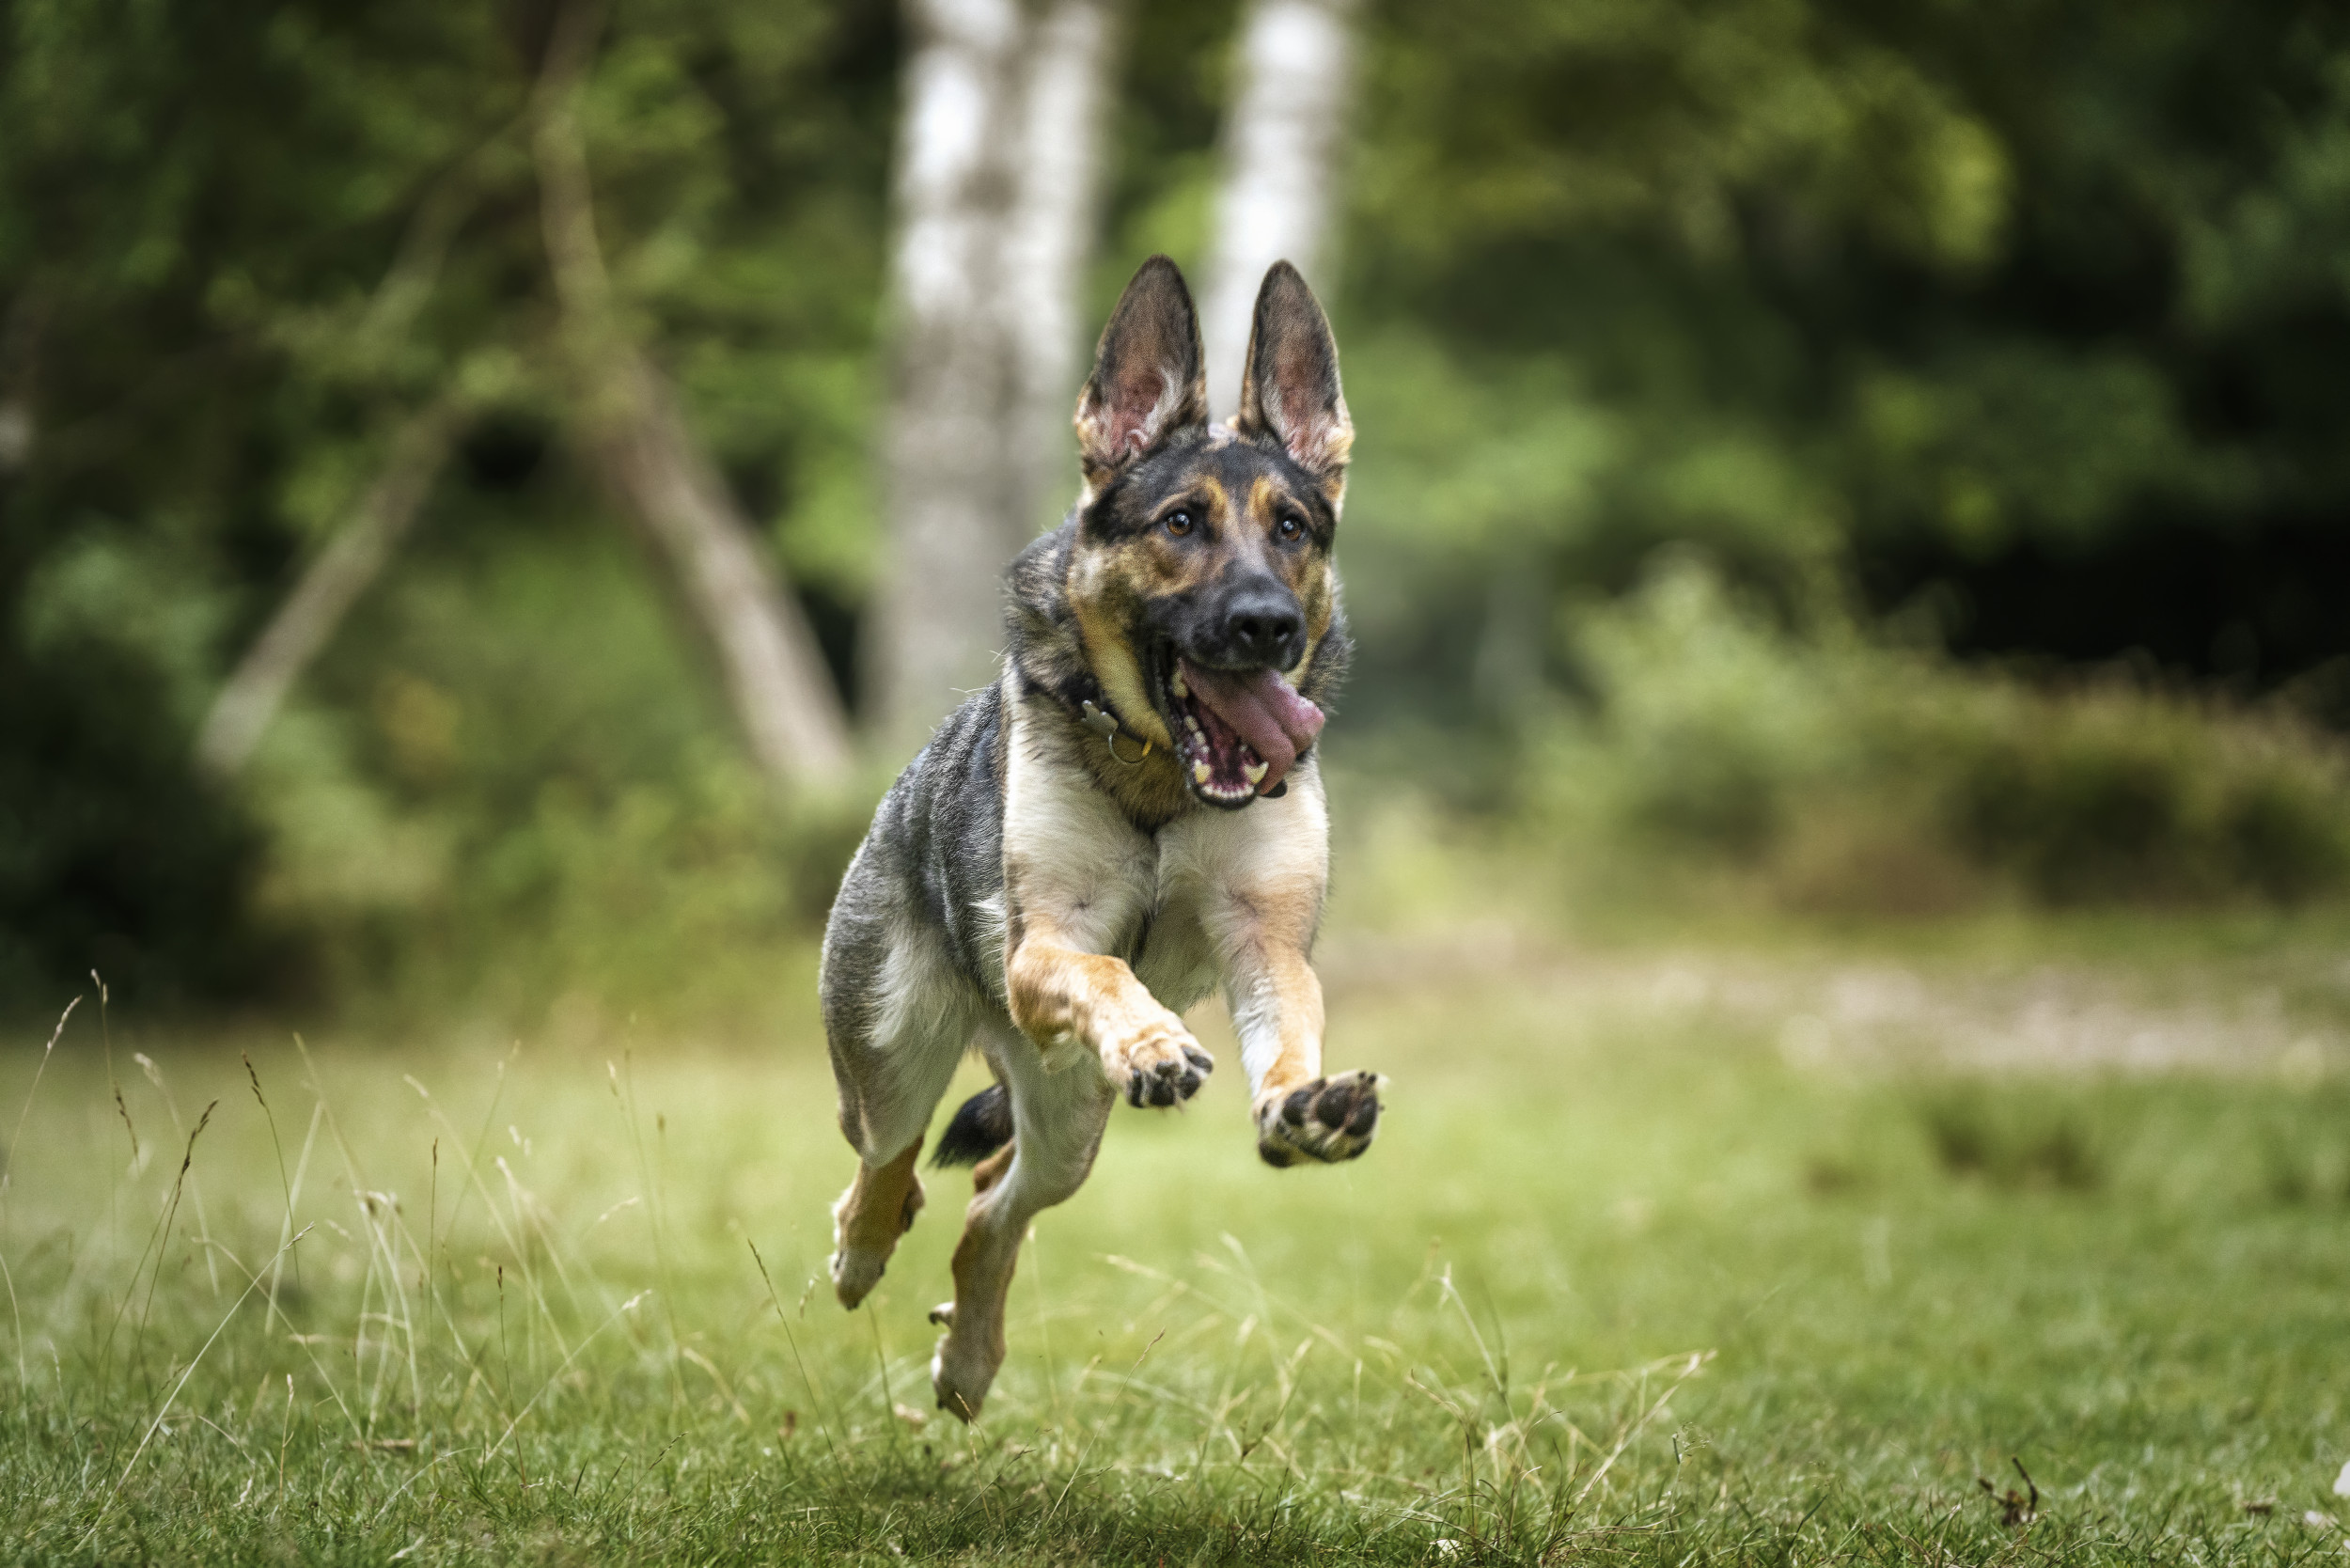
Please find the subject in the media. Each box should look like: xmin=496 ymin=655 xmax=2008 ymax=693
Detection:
xmin=1078 ymin=698 xmax=1153 ymax=765
xmin=1073 ymin=688 xmax=1289 ymax=796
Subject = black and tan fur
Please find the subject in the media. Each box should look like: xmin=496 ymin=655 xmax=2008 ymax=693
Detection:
xmin=819 ymin=257 xmax=1382 ymax=1421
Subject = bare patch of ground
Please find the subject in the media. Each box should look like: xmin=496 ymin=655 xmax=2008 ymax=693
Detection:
xmin=1322 ymin=921 xmax=2350 ymax=1077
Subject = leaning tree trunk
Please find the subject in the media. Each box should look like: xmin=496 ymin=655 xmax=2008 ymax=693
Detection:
xmin=195 ymin=401 xmax=459 ymax=778
xmin=534 ymin=0 xmax=854 ymax=789
xmin=867 ymin=0 xmax=1126 ymax=752
xmin=583 ymin=357 xmax=856 ymax=787
xmin=1200 ymin=0 xmax=1362 ymax=421
xmin=187 ymin=136 xmax=498 ymax=780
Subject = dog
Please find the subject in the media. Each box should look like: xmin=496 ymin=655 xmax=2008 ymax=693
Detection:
xmin=819 ymin=255 xmax=1383 ymax=1422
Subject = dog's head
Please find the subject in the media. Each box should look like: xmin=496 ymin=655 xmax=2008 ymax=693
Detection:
xmin=1064 ymin=256 xmax=1353 ymax=810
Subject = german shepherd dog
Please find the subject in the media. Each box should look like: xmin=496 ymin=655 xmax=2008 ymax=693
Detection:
xmin=820 ymin=256 xmax=1382 ymax=1421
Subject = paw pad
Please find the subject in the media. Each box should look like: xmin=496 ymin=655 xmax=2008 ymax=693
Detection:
xmin=1122 ymin=1042 xmax=1214 ymax=1107
xmin=1258 ymin=1070 xmax=1385 ymax=1166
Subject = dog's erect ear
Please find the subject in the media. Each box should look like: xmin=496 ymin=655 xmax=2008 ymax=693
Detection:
xmin=1237 ymin=262 xmax=1352 ymax=490
xmin=1236 ymin=261 xmax=1353 ymax=503
xmin=1074 ymin=256 xmax=1208 ymax=487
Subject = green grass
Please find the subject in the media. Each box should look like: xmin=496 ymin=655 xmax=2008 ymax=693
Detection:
xmin=4 ymin=927 xmax=2350 ymax=1564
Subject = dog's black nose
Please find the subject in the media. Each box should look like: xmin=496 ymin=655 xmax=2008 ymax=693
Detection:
xmin=1219 ymin=583 xmax=1305 ymax=669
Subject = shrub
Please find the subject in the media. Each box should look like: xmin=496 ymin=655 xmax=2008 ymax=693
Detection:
xmin=1936 ymin=682 xmax=2350 ymax=904
xmin=1531 ymin=555 xmax=2350 ymax=912
xmin=239 ymin=523 xmax=870 ymax=1031
xmin=1916 ymin=1089 xmax=2107 ymax=1191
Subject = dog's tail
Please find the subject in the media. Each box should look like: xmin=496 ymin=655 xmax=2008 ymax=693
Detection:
xmin=931 ymin=1083 xmax=1013 ymax=1168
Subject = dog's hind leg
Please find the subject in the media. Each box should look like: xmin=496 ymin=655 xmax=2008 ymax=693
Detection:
xmin=829 ymin=1139 xmax=928 ymax=1309
xmin=929 ymin=1022 xmax=1114 ymax=1421
xmin=823 ymin=911 xmax=977 ymax=1309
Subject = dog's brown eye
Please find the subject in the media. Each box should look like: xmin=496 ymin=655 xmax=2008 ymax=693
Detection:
xmin=1277 ymin=515 xmax=1305 ymax=542
xmin=1164 ymin=510 xmax=1193 ymax=537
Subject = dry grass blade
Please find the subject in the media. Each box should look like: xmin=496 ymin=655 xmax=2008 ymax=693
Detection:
xmin=3 ymin=996 xmax=80 ymax=1389
xmin=133 ymin=1099 xmax=218 ymax=1372
xmin=1570 ymin=1351 xmax=1715 ymax=1513
xmin=480 ymin=1290 xmax=649 ymax=1466
xmin=1045 ymin=1328 xmax=1166 ymax=1525
xmin=82 ymin=1225 xmax=313 ymax=1547
xmin=749 ymin=1239 xmax=841 ymax=1465
xmin=243 ymin=1052 xmax=302 ymax=1328
xmin=6 ymin=995 xmax=78 ymax=1200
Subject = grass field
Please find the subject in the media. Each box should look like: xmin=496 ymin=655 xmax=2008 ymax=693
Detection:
xmin=5 ymin=916 xmax=2350 ymax=1564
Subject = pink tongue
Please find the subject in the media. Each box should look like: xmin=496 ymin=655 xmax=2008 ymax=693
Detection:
xmin=1180 ymin=660 xmax=1325 ymax=794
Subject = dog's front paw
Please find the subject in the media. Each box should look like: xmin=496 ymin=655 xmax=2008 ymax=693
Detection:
xmin=1100 ymin=1013 xmax=1214 ymax=1107
xmin=1255 ymin=1071 xmax=1385 ymax=1167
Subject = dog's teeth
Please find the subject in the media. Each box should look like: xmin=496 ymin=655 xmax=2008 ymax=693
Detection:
xmin=1171 ymin=669 xmax=1188 ymax=698
xmin=1245 ymin=759 xmax=1269 ymax=786
xmin=1192 ymin=760 xmax=1212 ymax=785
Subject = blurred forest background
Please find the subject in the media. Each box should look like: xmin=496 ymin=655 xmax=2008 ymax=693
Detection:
xmin=6 ymin=0 xmax=2350 ymax=1026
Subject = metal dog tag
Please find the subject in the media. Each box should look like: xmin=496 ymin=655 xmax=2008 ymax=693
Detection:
xmin=1079 ymin=700 xmax=1121 ymax=744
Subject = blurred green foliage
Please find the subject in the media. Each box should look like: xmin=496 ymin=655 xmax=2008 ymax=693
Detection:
xmin=1528 ymin=557 xmax=2350 ymax=913
xmin=6 ymin=0 xmax=2350 ymax=1018
xmin=0 ymin=0 xmax=893 ymax=1011
xmin=245 ymin=510 xmax=865 ymax=1019
xmin=1338 ymin=0 xmax=2350 ymax=677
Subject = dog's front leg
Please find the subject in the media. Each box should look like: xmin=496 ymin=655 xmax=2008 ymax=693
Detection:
xmin=1006 ymin=916 xmax=1214 ymax=1106
xmin=1217 ymin=904 xmax=1384 ymax=1168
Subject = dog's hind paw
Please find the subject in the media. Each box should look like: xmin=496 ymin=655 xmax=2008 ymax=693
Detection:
xmin=1101 ymin=1015 xmax=1214 ymax=1108
xmin=828 ymin=1246 xmax=887 ymax=1309
xmin=932 ymin=1331 xmax=995 ymax=1423
xmin=828 ymin=1168 xmax=924 ymax=1309
xmin=1255 ymin=1071 xmax=1386 ymax=1167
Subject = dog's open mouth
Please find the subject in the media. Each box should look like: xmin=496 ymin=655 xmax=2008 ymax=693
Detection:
xmin=1160 ymin=654 xmax=1325 ymax=808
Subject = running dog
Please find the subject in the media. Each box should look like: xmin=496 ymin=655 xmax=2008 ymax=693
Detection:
xmin=819 ymin=255 xmax=1383 ymax=1421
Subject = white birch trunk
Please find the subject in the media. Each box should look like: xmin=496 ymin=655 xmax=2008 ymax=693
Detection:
xmin=868 ymin=0 xmax=1026 ymax=751
xmin=1001 ymin=0 xmax=1126 ymax=538
xmin=869 ymin=0 xmax=1126 ymax=749
xmin=1200 ymin=0 xmax=1361 ymax=421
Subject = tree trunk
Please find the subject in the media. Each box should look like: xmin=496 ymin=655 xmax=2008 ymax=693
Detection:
xmin=1200 ymin=0 xmax=1362 ymax=422
xmin=868 ymin=0 xmax=1027 ymax=752
xmin=194 ymin=402 xmax=457 ymax=779
xmin=534 ymin=0 xmax=854 ymax=789
xmin=1001 ymin=0 xmax=1127 ymax=540
xmin=586 ymin=356 xmax=856 ymax=786
xmin=183 ymin=134 xmax=488 ymax=782
xmin=868 ymin=0 xmax=1126 ymax=751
